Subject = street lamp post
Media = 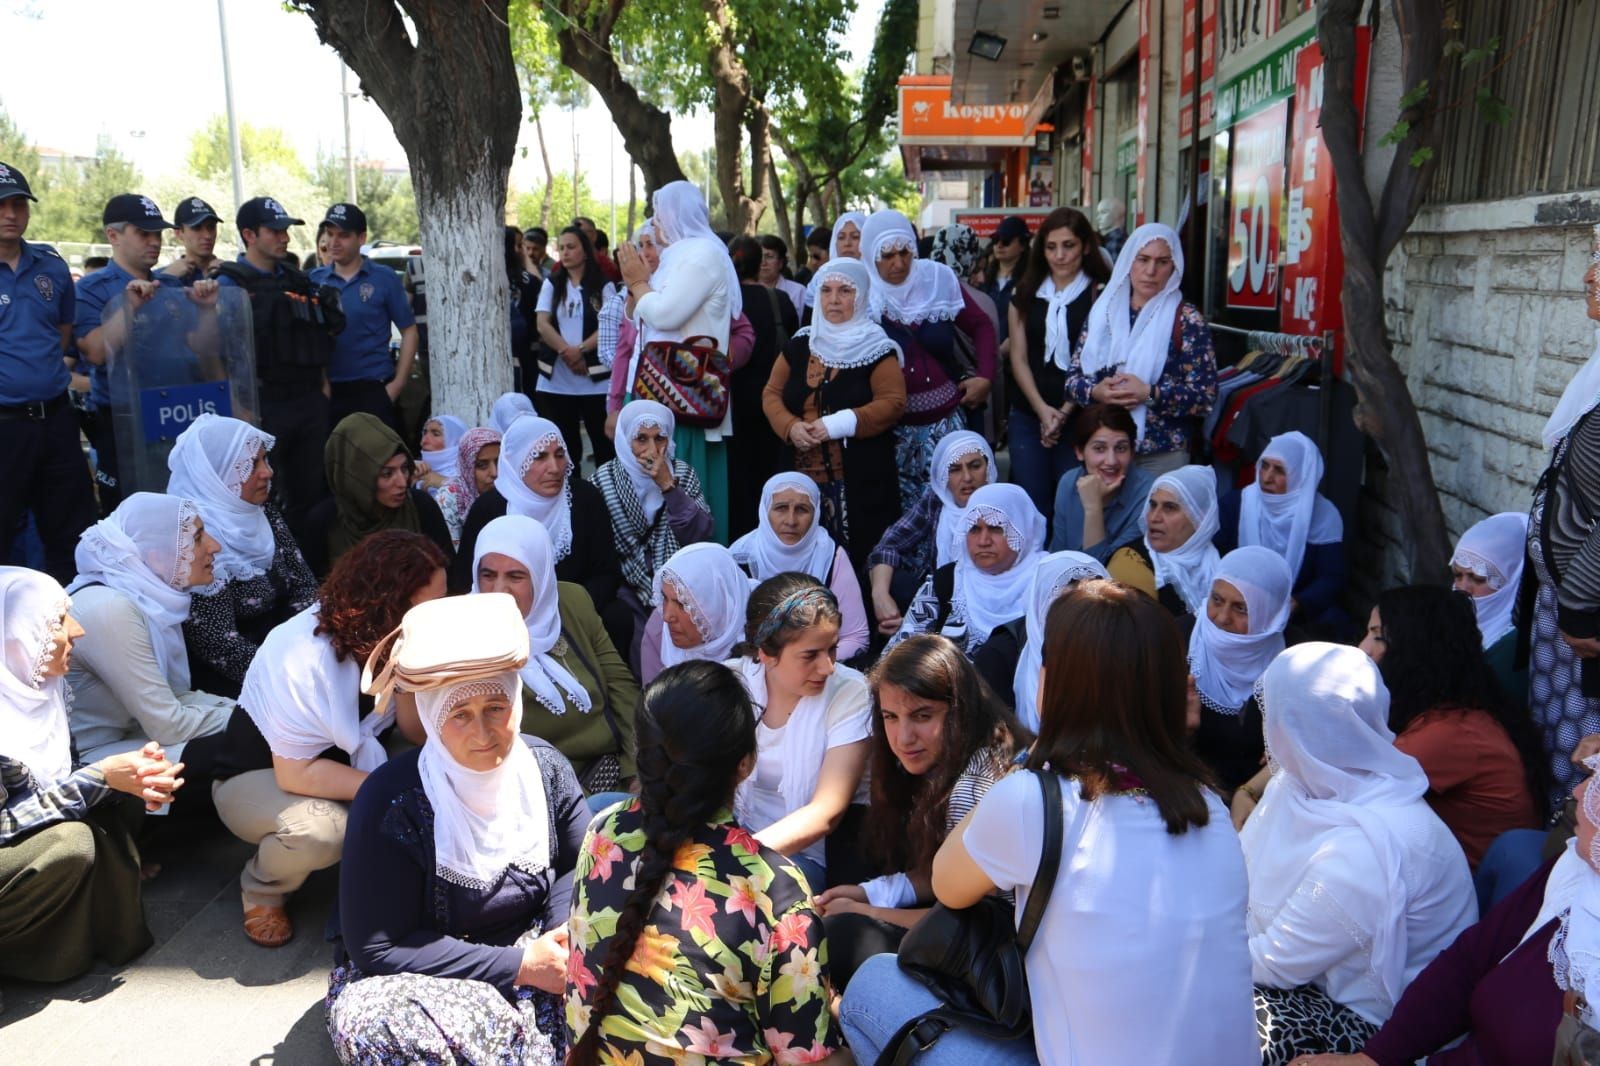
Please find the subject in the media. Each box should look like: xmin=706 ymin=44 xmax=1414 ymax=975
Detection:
xmin=215 ymin=0 xmax=246 ymax=215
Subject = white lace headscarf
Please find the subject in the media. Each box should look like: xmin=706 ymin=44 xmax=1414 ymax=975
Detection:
xmin=67 ymin=492 xmax=202 ymax=691
xmin=1451 ymin=511 xmax=1530 ymax=648
xmin=859 ymin=209 xmax=965 ymax=325
xmin=1013 ymin=552 xmax=1109 ymax=731
xmin=421 ymin=415 xmax=468 ymax=480
xmin=652 ymin=543 xmax=751 ymax=671
xmin=930 ymin=430 xmax=998 ymax=567
xmin=951 ymin=483 xmax=1047 ymax=650
xmin=1238 ymin=431 xmax=1342 ymax=578
xmin=490 ymin=392 xmax=534 ymax=433
xmin=729 ymin=472 xmax=838 ymax=583
xmin=1532 ymin=756 xmax=1600 ymax=1028
xmin=650 ymin=180 xmax=742 ymax=318
xmin=0 ymin=567 xmax=74 ymax=789
xmin=493 ymin=416 xmax=573 ymax=560
xmin=165 ymin=413 xmax=277 ymax=592
xmin=1187 ymin=546 xmax=1294 ymax=715
xmin=614 ymin=401 xmax=677 ymax=524
xmin=801 ymin=257 xmax=903 ymax=369
xmin=829 ymin=211 xmax=867 ymax=260
xmin=1142 ymin=465 xmax=1221 ymax=615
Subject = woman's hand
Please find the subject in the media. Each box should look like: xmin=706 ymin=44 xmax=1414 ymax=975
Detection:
xmin=1036 ymin=405 xmax=1066 ymax=446
xmin=1076 ymin=470 xmax=1124 ymax=511
xmin=1229 ymin=789 xmax=1257 ymax=832
xmin=814 ymin=884 xmax=868 ymax=916
xmin=872 ymin=590 xmax=903 ymax=635
xmin=561 ymin=345 xmax=587 ymax=374
xmin=1564 ymin=631 xmax=1600 ymax=659
xmin=604 ymin=411 xmax=619 ymax=440
xmin=1574 ymin=734 xmax=1600 ymax=766
xmin=616 ymin=243 xmax=650 ymax=288
xmin=1102 ymin=373 xmax=1151 ymax=406
xmin=788 ymin=421 xmax=826 ymax=451
xmin=412 ymin=461 xmax=445 ymax=491
xmin=1184 ymin=673 xmax=1201 ymax=734
xmin=96 ymin=743 xmax=185 ymax=811
xmin=639 ymin=450 xmax=676 ymax=492
xmin=517 ymin=926 xmax=570 ymax=994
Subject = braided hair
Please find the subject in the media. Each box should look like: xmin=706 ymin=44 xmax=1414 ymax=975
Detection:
xmin=569 ymin=660 xmax=756 ymax=1066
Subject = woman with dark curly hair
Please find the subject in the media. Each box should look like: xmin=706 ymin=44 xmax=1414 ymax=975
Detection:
xmin=210 ymin=530 xmax=448 ymax=947
xmin=814 ymin=634 xmax=1025 ymax=986
xmin=564 ymin=660 xmax=849 ymax=1066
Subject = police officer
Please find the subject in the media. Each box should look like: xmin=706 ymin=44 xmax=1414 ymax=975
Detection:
xmin=0 ymin=161 xmax=98 ymax=581
xmin=310 ymin=203 xmax=416 ymax=434
xmin=161 ymin=196 xmax=221 ymax=283
xmin=76 ymin=193 xmax=220 ymax=513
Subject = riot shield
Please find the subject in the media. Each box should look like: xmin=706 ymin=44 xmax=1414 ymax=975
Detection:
xmin=106 ymin=285 xmax=258 ymax=496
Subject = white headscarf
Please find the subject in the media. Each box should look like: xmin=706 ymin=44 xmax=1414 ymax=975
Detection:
xmin=493 ymin=416 xmax=574 ymax=560
xmin=1188 ymin=546 xmax=1294 ymax=715
xmin=650 ymin=180 xmax=742 ymax=318
xmin=1451 ymin=511 xmax=1529 ymax=649
xmin=1242 ymin=642 xmax=1437 ymax=1015
xmin=1013 ymin=552 xmax=1109 ymax=731
xmin=653 ymin=543 xmax=751 ymax=671
xmin=801 ymin=258 xmax=903 ymax=369
xmin=0 ymin=567 xmax=74 ymax=789
xmin=930 ymin=430 xmax=999 ymax=567
xmin=165 ymin=413 xmax=277 ymax=591
xmin=1543 ymin=325 xmax=1600 ymax=449
xmin=1537 ymin=757 xmax=1600 ymax=1027
xmin=1143 ymin=465 xmax=1221 ymax=615
xmin=1076 ymin=223 xmax=1186 ymax=440
xmin=1238 ymin=431 xmax=1343 ymax=577
xmin=951 ymin=483 xmax=1047 ymax=649
xmin=490 ymin=392 xmax=535 ymax=433
xmin=828 ymin=211 xmax=867 ymax=261
xmin=471 ymin=515 xmax=592 ymax=716
xmin=415 ymin=671 xmax=550 ymax=889
xmin=67 ymin=492 xmax=200 ymax=692
xmin=730 ymin=472 xmax=838 ymax=583
xmin=421 ymin=415 xmax=468 ymax=480
xmin=1040 ymin=270 xmax=1094 ymax=370
xmin=614 ymin=401 xmax=677 ymax=524
xmin=859 ymin=209 xmax=966 ymax=325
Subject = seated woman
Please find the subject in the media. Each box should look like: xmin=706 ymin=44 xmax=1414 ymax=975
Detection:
xmin=1184 ymin=545 xmax=1294 ymax=792
xmin=1108 ymin=464 xmax=1221 ymax=617
xmin=815 ymin=634 xmax=1025 ymax=986
xmin=65 ymin=493 xmax=235 ymax=806
xmin=840 ymin=579 xmax=1257 ymax=1064
xmin=565 ymin=660 xmax=848 ymax=1066
xmin=303 ymin=413 xmax=455 ymax=579
xmin=210 ymin=531 xmax=448 ymax=948
xmin=410 ymin=414 xmax=468 ymax=545
xmin=168 ymin=414 xmax=319 ymax=700
xmin=867 ymin=429 xmax=997 ymax=635
xmin=888 ymin=483 xmax=1046 ymax=706
xmin=1013 ymin=551 xmax=1110 ymax=731
xmin=1242 ymin=642 xmax=1476 ymax=1064
xmin=490 ymin=391 xmax=534 ymax=433
xmin=729 ymin=472 xmax=869 ymax=661
xmin=640 ymin=542 xmax=750 ymax=686
xmin=1048 ymin=402 xmax=1155 ymax=563
xmin=762 ymin=256 xmax=906 ymax=573
xmin=430 ymin=425 xmax=500 ymax=550
xmin=730 ymin=573 xmax=873 ymax=890
xmin=326 ymin=594 xmax=587 ymax=1066
xmin=591 ymin=400 xmax=715 ymax=658
xmin=1217 ymin=431 xmax=1348 ymax=630
xmin=0 ymin=566 xmax=183 ymax=983
xmin=1356 ymin=585 xmax=1544 ymax=869
xmin=1451 ymin=510 xmax=1531 ymax=708
xmin=470 ymin=515 xmax=639 ymax=793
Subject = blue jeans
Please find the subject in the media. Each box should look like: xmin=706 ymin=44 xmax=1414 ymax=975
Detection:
xmin=790 ymin=853 xmax=826 ymax=894
xmin=1474 ymin=828 xmax=1549 ymax=915
xmin=839 ymin=954 xmax=1040 ymax=1065
xmin=1007 ymin=406 xmax=1076 ymax=527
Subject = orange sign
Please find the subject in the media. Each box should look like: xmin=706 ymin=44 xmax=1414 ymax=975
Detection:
xmin=898 ymin=76 xmax=1036 ymax=146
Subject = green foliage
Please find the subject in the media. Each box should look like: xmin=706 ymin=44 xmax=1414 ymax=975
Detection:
xmin=1460 ymin=37 xmax=1499 ymax=69
xmin=0 ymin=103 xmax=39 ymax=174
xmin=1398 ymin=80 xmax=1431 ymax=111
xmin=508 ymin=0 xmax=589 ymax=117
xmin=20 ymin=143 xmax=142 ymax=245
xmin=187 ymin=116 xmax=309 ymax=181
xmin=1408 ymin=146 xmax=1436 ymax=168
xmin=1378 ymin=119 xmax=1412 ymax=148
xmin=1474 ymin=87 xmax=1513 ymax=127
xmin=312 ymin=152 xmax=420 ymax=244
xmin=511 ymin=174 xmax=626 ymax=239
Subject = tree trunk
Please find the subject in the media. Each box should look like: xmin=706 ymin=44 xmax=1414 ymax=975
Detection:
xmin=1316 ymin=0 xmax=1451 ymax=581
xmin=292 ymin=0 xmax=519 ymax=425
xmin=702 ymin=0 xmax=756 ymax=232
xmin=627 ymin=163 xmax=638 ymax=237
xmin=553 ymin=1 xmax=685 ymax=198
xmin=743 ymin=107 xmax=771 ymax=234
xmin=535 ymin=112 xmax=554 ymax=228
xmin=769 ymin=158 xmax=793 ymax=251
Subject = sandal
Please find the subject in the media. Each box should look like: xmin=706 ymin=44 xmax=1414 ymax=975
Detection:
xmin=242 ymin=904 xmax=293 ymax=947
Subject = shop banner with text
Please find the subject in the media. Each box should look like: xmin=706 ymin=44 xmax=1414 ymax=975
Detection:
xmin=1180 ymin=0 xmax=1219 ymax=140
xmin=1136 ymin=0 xmax=1152 ymax=224
xmin=1225 ymin=100 xmax=1287 ymax=311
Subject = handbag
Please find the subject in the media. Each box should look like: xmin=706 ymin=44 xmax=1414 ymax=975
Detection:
xmin=632 ymin=333 xmax=730 ymax=428
xmin=878 ymin=769 xmax=1065 ymax=1065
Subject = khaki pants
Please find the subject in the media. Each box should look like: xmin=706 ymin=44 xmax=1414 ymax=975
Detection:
xmin=212 ymin=770 xmax=348 ymax=907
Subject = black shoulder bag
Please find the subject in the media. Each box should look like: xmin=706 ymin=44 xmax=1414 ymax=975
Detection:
xmin=879 ymin=769 xmax=1065 ymax=1065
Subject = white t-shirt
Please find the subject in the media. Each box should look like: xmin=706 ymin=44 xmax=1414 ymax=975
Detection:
xmin=535 ymin=278 xmax=608 ymax=396
xmin=964 ymin=773 xmax=1258 ymax=1066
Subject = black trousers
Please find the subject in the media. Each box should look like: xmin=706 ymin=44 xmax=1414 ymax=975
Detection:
xmin=534 ymin=389 xmax=614 ymax=470
xmin=328 ymin=378 xmax=400 ymax=437
xmin=260 ymin=388 xmax=330 ymax=542
xmin=84 ymin=408 xmax=121 ymax=515
xmin=0 ymin=400 xmax=99 ymax=584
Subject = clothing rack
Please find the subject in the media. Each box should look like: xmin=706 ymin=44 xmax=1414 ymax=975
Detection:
xmin=1209 ymin=324 xmax=1339 ymax=454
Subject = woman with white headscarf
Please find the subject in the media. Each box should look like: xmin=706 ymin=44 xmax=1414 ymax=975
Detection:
xmin=0 ymin=566 xmax=182 ymax=983
xmin=470 ymin=515 xmax=638 ymax=792
xmin=168 ymin=414 xmax=319 ymax=698
xmin=490 ymin=392 xmax=535 ymax=434
xmin=1219 ymin=430 xmax=1348 ymax=628
xmin=1108 ymin=464 xmax=1221 ymax=617
xmin=616 ymin=181 xmax=741 ymax=542
xmin=1062 ymin=222 xmax=1217 ymax=476
xmin=1013 ymin=551 xmax=1110 ymax=729
xmin=1241 ymin=643 xmax=1475 ymax=1064
xmin=65 ymin=493 xmax=234 ymax=803
xmin=1451 ymin=510 xmax=1531 ymax=705
xmin=326 ymin=593 xmax=588 ymax=1066
xmin=859 ymin=208 xmax=999 ymax=511
xmin=763 ymin=256 xmax=907 ymax=575
xmin=639 ymin=543 xmax=751 ymax=686
xmin=1184 ymin=546 xmax=1293 ymax=791
xmin=889 ymin=483 xmax=1046 ymax=702
xmin=730 ymin=472 xmax=869 ymax=659
xmin=830 ymin=211 xmax=867 ymax=262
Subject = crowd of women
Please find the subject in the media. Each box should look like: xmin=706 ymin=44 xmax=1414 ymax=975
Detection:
xmin=5 ymin=178 xmax=1600 ymax=1065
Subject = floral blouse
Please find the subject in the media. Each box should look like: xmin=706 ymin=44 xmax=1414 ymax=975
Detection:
xmin=565 ymin=801 xmax=842 ymax=1065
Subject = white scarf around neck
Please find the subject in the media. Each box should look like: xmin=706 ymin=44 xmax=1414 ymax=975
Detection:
xmin=930 ymin=431 xmax=998 ymax=567
xmin=653 ymin=543 xmax=751 ymax=671
xmin=730 ymin=472 xmax=838 ymax=583
xmin=1544 ymin=326 xmax=1600 ymax=449
xmin=1238 ymin=431 xmax=1340 ymax=577
xmin=165 ymin=413 xmax=277 ymax=592
xmin=1039 ymin=271 xmax=1091 ymax=370
xmin=0 ymin=567 xmax=74 ymax=789
xmin=800 ymin=258 xmax=902 ymax=369
xmin=493 ymin=416 xmax=574 ymax=560
xmin=1188 ymin=546 xmax=1293 ymax=714
xmin=859 ymin=209 xmax=966 ymax=325
xmin=1452 ymin=511 xmax=1529 ymax=649
xmin=1143 ymin=465 xmax=1221 ymax=615
xmin=614 ymin=400 xmax=677 ymax=524
xmin=950 ymin=483 xmax=1046 ymax=650
xmin=421 ymin=414 xmax=468 ymax=480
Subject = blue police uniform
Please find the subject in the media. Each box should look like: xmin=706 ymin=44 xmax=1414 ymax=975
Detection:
xmin=74 ymin=260 xmax=188 ymax=410
xmin=0 ymin=240 xmax=74 ymax=405
xmin=309 ymin=256 xmax=412 ymax=433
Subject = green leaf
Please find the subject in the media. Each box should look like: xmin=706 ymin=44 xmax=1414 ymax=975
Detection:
xmin=1475 ymin=87 xmax=1514 ymax=126
xmin=1409 ymin=146 xmax=1436 ymax=168
xmin=1460 ymin=36 xmax=1500 ymax=69
xmin=1378 ymin=119 xmax=1413 ymax=148
xmin=1443 ymin=39 xmax=1465 ymax=57
xmin=1399 ymin=80 xmax=1431 ymax=110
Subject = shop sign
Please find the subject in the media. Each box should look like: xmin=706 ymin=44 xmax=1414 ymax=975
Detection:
xmin=898 ymin=76 xmax=1035 ymax=146
xmin=952 ymin=207 xmax=1054 ymax=241
xmin=1082 ymin=77 xmax=1096 ymax=201
xmin=1136 ymin=0 xmax=1153 ymax=223
xmin=1028 ymin=155 xmax=1054 ymax=207
xmin=1214 ymin=26 xmax=1315 ymax=130
xmin=1225 ymin=100 xmax=1287 ymax=311
xmin=1180 ymin=0 xmax=1219 ymax=140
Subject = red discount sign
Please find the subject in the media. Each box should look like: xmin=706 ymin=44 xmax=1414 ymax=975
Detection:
xmin=1225 ymin=100 xmax=1287 ymax=311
